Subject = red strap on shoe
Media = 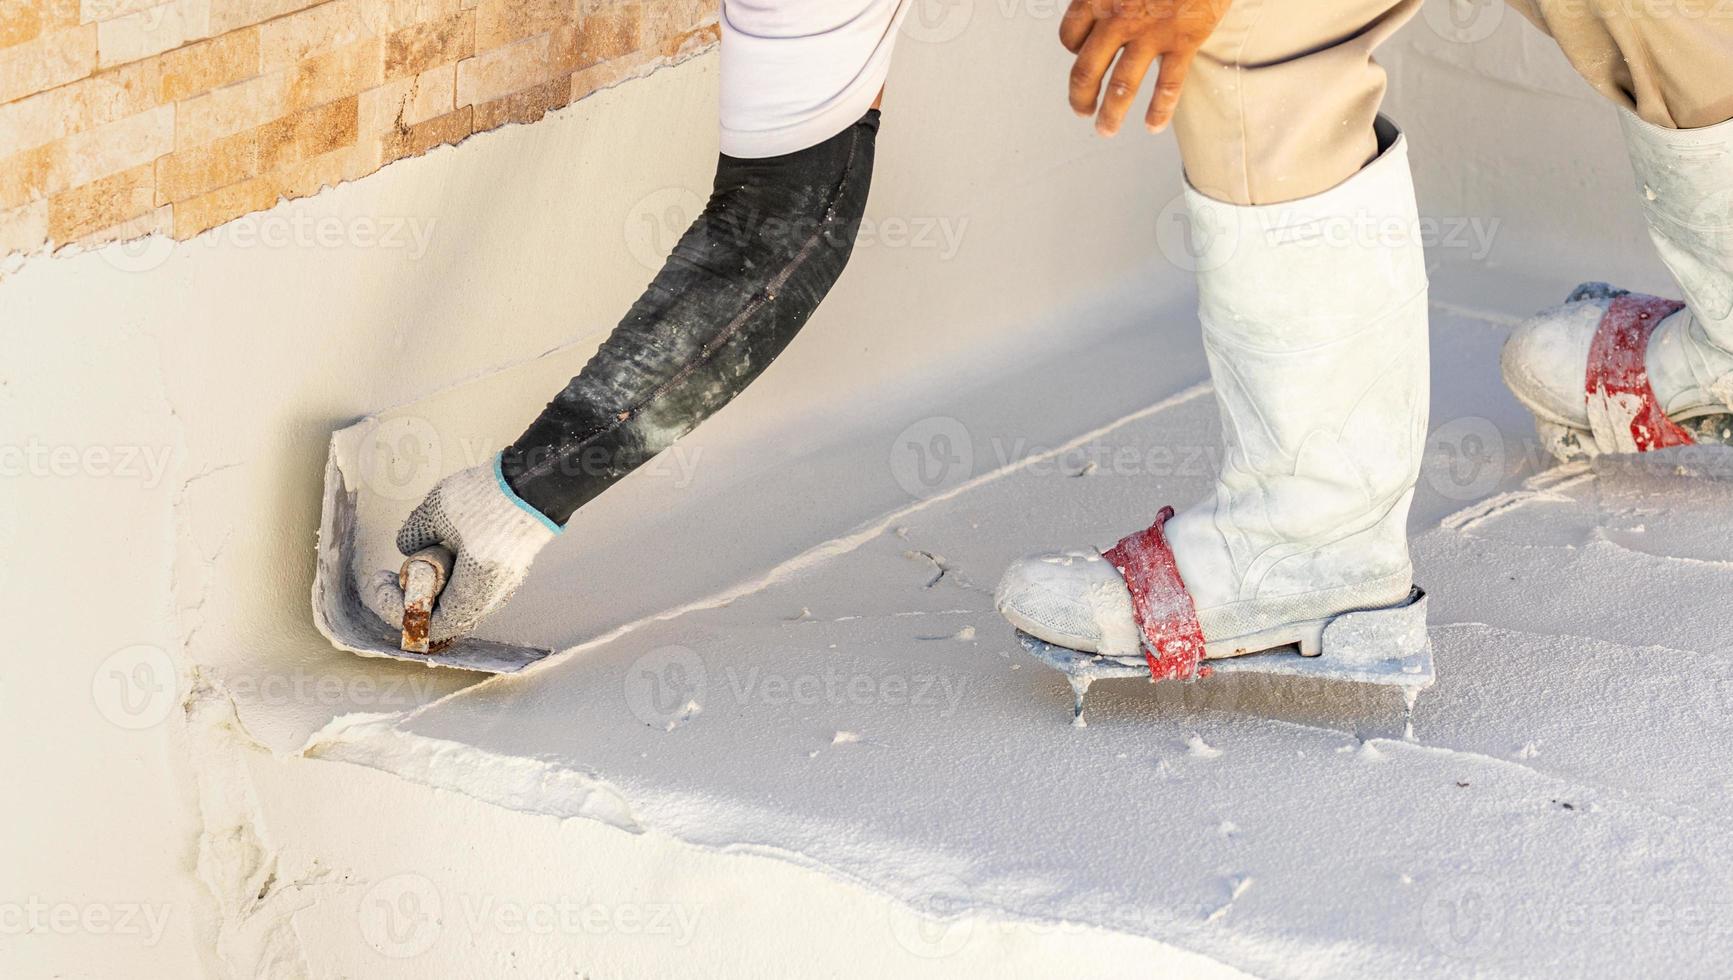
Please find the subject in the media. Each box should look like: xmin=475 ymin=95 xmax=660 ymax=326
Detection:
xmin=1102 ymin=506 xmax=1210 ymax=683
xmin=1585 ymin=293 xmax=1694 ymax=453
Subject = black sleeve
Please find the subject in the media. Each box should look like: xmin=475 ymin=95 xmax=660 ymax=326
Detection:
xmin=498 ymin=108 xmax=881 ymax=526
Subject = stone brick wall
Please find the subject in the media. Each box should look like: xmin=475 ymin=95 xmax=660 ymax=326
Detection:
xmin=0 ymin=0 xmax=718 ymax=258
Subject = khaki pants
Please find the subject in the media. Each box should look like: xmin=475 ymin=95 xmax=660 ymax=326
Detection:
xmin=1175 ymin=0 xmax=1733 ymax=205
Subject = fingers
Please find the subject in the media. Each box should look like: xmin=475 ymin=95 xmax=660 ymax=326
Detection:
xmin=427 ymin=609 xmax=478 ymax=646
xmin=1058 ymin=0 xmax=1096 ymax=53
xmin=426 ymin=561 xmax=482 ymax=644
xmin=1068 ymin=28 xmax=1123 ymax=118
xmin=396 ymin=497 xmax=439 ymax=555
xmin=1145 ymin=47 xmax=1196 ymax=133
xmin=367 ymin=569 xmax=408 ymax=628
xmin=1095 ymin=39 xmax=1159 ymax=136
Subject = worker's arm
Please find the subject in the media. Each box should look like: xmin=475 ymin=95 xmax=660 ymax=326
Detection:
xmin=368 ymin=108 xmax=882 ymax=644
xmin=1061 ymin=0 xmax=1232 ymax=136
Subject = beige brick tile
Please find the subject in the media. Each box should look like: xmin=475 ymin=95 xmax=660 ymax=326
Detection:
xmin=0 ymin=200 xmax=50 ymax=256
xmin=81 ymin=0 xmax=173 ymax=25
xmin=171 ymin=174 xmax=277 ymax=237
xmin=258 ymin=0 xmax=366 ymax=71
xmin=0 ymin=103 xmax=170 ymax=208
xmin=0 ymin=143 xmax=66 ymax=211
xmin=660 ymin=20 xmax=718 ymax=59
xmin=356 ymin=75 xmax=411 ymax=135
xmin=155 ymin=127 xmax=257 ymax=203
xmin=0 ymin=24 xmax=98 ymax=103
xmin=207 ymin=0 xmax=322 ymax=35
xmin=88 ymin=56 xmax=165 ymax=118
xmin=75 ymin=201 xmax=170 ymax=249
xmin=567 ymin=43 xmax=649 ymax=103
xmin=258 ymin=93 xmax=357 ymax=170
xmin=384 ymin=8 xmax=471 ymax=80
xmin=372 ymin=0 xmax=459 ymax=35
xmin=175 ymin=67 xmax=290 ymax=148
xmin=473 ymin=72 xmax=565 ymax=131
xmin=0 ymin=58 xmax=162 ymax=157
xmin=453 ymin=29 xmax=551 ymax=107
xmin=1 ymin=0 xmax=80 ymax=48
xmin=1 ymin=5 xmax=46 ymax=48
xmin=353 ymin=74 xmax=407 ymax=134
xmin=358 ymin=64 xmax=451 ymax=144
xmin=96 ymin=0 xmax=212 ymax=68
xmin=633 ymin=0 xmax=714 ymax=38
xmin=47 ymin=162 xmax=154 ymax=240
xmin=571 ymin=2 xmax=637 ymax=70
xmin=63 ymin=102 xmax=174 ymax=187
xmin=158 ymin=24 xmax=257 ymax=99
xmin=287 ymin=35 xmax=382 ymax=111
xmin=272 ymin=137 xmax=379 ymax=200
xmin=380 ymin=102 xmax=468 ymax=161
xmin=410 ymin=60 xmax=456 ymax=120
xmin=473 ymin=0 xmax=568 ymax=50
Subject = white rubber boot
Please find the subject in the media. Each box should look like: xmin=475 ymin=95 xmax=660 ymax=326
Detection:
xmin=996 ymin=118 xmax=1429 ymax=666
xmin=1502 ymin=111 xmax=1733 ymax=461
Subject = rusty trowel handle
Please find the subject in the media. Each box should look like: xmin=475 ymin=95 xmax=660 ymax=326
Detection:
xmin=398 ymin=545 xmax=454 ymax=654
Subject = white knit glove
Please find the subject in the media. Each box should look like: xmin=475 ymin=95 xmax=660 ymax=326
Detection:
xmin=366 ymin=456 xmax=559 ymax=645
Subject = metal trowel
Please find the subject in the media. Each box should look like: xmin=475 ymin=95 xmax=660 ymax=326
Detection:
xmin=311 ymin=420 xmax=552 ymax=673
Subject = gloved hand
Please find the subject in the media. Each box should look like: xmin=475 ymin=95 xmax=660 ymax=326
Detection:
xmin=367 ymin=455 xmax=560 ymax=645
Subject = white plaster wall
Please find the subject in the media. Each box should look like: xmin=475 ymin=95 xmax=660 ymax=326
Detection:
xmin=0 ymin=1 xmax=1679 ymax=975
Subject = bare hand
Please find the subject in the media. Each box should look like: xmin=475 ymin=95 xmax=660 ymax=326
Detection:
xmin=1060 ymin=0 xmax=1231 ymax=136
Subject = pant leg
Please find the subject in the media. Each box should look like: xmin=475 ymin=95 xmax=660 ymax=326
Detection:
xmin=1505 ymin=0 xmax=1733 ymax=130
xmin=1173 ymin=0 xmax=1424 ymax=205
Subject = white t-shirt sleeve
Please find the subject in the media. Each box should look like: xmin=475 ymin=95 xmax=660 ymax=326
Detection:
xmin=719 ymin=0 xmax=910 ymax=158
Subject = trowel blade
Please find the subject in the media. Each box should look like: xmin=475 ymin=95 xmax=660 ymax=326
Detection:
xmin=311 ymin=428 xmax=552 ymax=674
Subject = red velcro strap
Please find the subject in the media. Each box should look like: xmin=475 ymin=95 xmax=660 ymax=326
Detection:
xmin=1586 ymin=293 xmax=1694 ymax=453
xmin=1102 ymin=506 xmax=1210 ymax=683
